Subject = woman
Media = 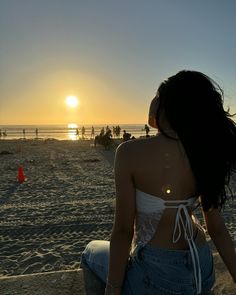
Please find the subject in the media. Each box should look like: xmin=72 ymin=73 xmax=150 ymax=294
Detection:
xmin=80 ymin=70 xmax=236 ymax=294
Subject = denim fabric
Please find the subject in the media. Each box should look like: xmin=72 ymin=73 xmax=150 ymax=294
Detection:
xmin=80 ymin=240 xmax=215 ymax=295
xmin=80 ymin=240 xmax=110 ymax=283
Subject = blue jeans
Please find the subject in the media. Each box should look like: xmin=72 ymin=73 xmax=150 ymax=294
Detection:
xmin=80 ymin=240 xmax=215 ymax=295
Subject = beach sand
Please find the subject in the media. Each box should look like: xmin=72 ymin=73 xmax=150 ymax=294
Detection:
xmin=0 ymin=139 xmax=235 ymax=293
xmin=0 ymin=139 xmax=115 ymax=277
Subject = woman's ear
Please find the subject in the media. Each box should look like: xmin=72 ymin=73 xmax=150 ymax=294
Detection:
xmin=148 ymin=116 xmax=157 ymax=128
xmin=148 ymin=97 xmax=158 ymax=128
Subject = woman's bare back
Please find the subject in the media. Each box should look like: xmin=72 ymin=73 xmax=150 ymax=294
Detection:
xmin=129 ymin=134 xmax=206 ymax=249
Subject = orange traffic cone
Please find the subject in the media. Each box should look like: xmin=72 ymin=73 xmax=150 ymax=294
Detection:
xmin=18 ymin=165 xmax=26 ymax=183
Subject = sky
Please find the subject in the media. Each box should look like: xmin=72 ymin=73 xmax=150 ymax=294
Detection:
xmin=0 ymin=0 xmax=236 ymax=125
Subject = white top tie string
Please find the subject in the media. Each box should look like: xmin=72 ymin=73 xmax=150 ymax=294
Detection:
xmin=172 ymin=204 xmax=202 ymax=294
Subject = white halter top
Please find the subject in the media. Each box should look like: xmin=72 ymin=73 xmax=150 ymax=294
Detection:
xmin=132 ymin=189 xmax=202 ymax=294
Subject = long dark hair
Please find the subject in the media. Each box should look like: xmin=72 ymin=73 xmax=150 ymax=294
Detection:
xmin=155 ymin=70 xmax=236 ymax=211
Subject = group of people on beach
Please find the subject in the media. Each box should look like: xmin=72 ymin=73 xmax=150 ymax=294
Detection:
xmin=21 ymin=128 xmax=39 ymax=139
xmin=94 ymin=124 xmax=151 ymax=145
xmin=81 ymin=70 xmax=236 ymax=295
xmin=0 ymin=128 xmax=39 ymax=139
xmin=76 ymin=124 xmax=150 ymax=141
xmin=0 ymin=124 xmax=150 ymax=141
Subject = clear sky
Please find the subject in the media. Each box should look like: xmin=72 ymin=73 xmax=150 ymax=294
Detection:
xmin=1 ymin=0 xmax=236 ymax=125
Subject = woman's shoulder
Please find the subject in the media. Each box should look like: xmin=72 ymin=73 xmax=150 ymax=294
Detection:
xmin=116 ymin=136 xmax=161 ymax=156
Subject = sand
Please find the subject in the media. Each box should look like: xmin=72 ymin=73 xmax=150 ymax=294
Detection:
xmin=0 ymin=138 xmax=235 ymax=294
xmin=0 ymin=139 xmax=115 ymax=277
xmin=0 ymin=269 xmax=85 ymax=295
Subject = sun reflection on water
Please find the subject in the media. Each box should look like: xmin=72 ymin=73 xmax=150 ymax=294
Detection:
xmin=68 ymin=123 xmax=78 ymax=129
xmin=67 ymin=123 xmax=78 ymax=140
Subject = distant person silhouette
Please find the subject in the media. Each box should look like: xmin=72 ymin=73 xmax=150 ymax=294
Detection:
xmin=100 ymin=127 xmax=105 ymax=137
xmin=105 ymin=127 xmax=112 ymax=138
xmin=91 ymin=126 xmax=95 ymax=138
xmin=123 ymin=130 xmax=131 ymax=141
xmin=144 ymin=124 xmax=150 ymax=137
xmin=81 ymin=126 xmax=85 ymax=138
xmin=23 ymin=129 xmax=26 ymax=139
xmin=76 ymin=128 xmax=79 ymax=136
xmin=35 ymin=128 xmax=38 ymax=138
xmin=106 ymin=125 xmax=111 ymax=134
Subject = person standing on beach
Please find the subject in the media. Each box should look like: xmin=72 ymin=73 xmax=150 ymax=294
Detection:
xmin=76 ymin=128 xmax=79 ymax=137
xmin=35 ymin=128 xmax=38 ymax=138
xmin=144 ymin=124 xmax=150 ymax=137
xmin=100 ymin=127 xmax=105 ymax=137
xmin=82 ymin=126 xmax=85 ymax=139
xmin=81 ymin=71 xmax=236 ymax=295
xmin=91 ymin=126 xmax=95 ymax=139
xmin=23 ymin=128 xmax=26 ymax=139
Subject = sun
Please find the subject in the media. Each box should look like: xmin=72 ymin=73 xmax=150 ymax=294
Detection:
xmin=66 ymin=96 xmax=79 ymax=108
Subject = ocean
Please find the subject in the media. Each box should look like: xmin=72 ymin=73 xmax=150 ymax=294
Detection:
xmin=0 ymin=124 xmax=157 ymax=140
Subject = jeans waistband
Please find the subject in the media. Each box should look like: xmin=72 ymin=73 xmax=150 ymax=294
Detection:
xmin=133 ymin=242 xmax=209 ymax=265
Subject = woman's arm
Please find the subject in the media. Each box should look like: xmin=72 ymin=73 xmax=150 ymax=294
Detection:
xmin=203 ymin=207 xmax=236 ymax=282
xmin=105 ymin=143 xmax=136 ymax=295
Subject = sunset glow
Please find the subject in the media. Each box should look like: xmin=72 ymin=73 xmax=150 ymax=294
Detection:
xmin=0 ymin=2 xmax=235 ymax=125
